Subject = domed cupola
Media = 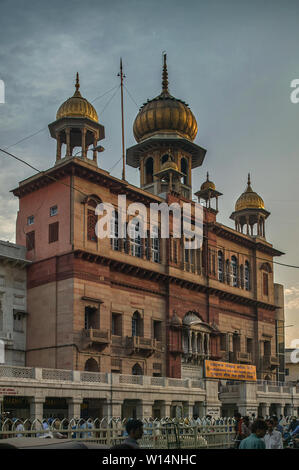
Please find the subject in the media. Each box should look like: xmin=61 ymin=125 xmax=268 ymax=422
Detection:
xmin=133 ymin=55 xmax=198 ymax=142
xmin=48 ymin=73 xmax=105 ymax=166
xmin=230 ymin=174 xmax=270 ymax=238
xmin=126 ymin=54 xmax=207 ymax=199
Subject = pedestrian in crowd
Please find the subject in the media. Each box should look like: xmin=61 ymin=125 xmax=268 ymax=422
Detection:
xmin=263 ymin=419 xmax=283 ymax=449
xmin=289 ymin=417 xmax=299 ymax=432
xmin=52 ymin=419 xmax=67 ymax=439
xmin=233 ymin=412 xmax=243 ymax=448
xmin=123 ymin=419 xmax=143 ymax=449
xmin=272 ymin=416 xmax=283 ymax=434
xmin=290 ymin=421 xmax=299 ymax=438
xmin=239 ymin=419 xmax=268 ymax=449
xmin=279 ymin=414 xmax=287 ymax=427
xmin=15 ymin=419 xmax=25 ymax=438
xmin=241 ymin=416 xmax=251 ymax=439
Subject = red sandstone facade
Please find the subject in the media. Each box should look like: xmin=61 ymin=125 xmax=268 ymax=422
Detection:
xmin=12 ymin=61 xmax=285 ymax=383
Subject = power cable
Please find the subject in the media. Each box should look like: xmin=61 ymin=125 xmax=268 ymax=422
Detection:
xmin=0 ymin=146 xmax=298 ymax=269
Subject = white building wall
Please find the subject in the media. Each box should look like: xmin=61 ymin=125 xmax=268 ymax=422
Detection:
xmin=0 ymin=241 xmax=29 ymax=366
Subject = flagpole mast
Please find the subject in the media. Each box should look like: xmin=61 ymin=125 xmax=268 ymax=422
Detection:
xmin=118 ymin=58 xmax=126 ymax=180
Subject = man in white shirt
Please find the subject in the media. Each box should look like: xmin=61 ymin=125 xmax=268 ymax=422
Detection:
xmin=264 ymin=419 xmax=283 ymax=449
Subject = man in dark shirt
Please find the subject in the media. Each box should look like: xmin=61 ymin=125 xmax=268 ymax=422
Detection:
xmin=123 ymin=419 xmax=144 ymax=449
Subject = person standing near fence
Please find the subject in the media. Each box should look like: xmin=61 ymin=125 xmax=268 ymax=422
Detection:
xmin=233 ymin=413 xmax=243 ymax=448
xmin=123 ymin=419 xmax=143 ymax=449
xmin=263 ymin=419 xmax=283 ymax=449
xmin=239 ymin=420 xmax=268 ymax=449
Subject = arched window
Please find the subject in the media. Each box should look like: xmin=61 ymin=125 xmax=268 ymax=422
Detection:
xmin=245 ymin=261 xmax=250 ymax=291
xmin=181 ymin=158 xmax=188 ymax=185
xmin=218 ymin=251 xmax=224 ymax=282
xmin=240 ymin=264 xmax=244 ymax=289
xmin=145 ymin=157 xmax=153 ymax=184
xmin=84 ymin=358 xmax=99 ymax=372
xmin=151 ymin=225 xmax=160 ymax=263
xmin=231 ymin=256 xmax=238 ymax=287
xmin=132 ymin=363 xmax=143 ymax=376
xmin=132 ymin=311 xmax=142 ymax=337
xmin=87 ymin=197 xmax=101 ymax=242
xmin=110 ymin=210 xmax=119 ymax=251
xmin=130 ymin=221 xmax=142 ymax=258
xmin=225 ymin=259 xmax=230 ymax=284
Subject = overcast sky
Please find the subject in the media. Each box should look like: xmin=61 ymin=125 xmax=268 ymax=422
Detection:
xmin=0 ymin=0 xmax=298 ymax=346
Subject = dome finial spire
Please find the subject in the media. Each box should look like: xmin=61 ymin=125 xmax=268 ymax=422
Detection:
xmin=74 ymin=72 xmax=81 ymax=96
xmin=247 ymin=172 xmax=253 ymax=192
xmin=207 ymin=171 xmax=209 ymax=181
xmin=162 ymin=52 xmax=169 ymax=95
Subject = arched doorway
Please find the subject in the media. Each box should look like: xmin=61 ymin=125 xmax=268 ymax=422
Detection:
xmin=84 ymin=358 xmax=99 ymax=372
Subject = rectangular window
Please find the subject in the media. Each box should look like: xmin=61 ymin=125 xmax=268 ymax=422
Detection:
xmin=49 ymin=222 xmax=59 ymax=243
xmin=87 ymin=210 xmax=97 ymax=242
xmin=13 ymin=313 xmax=24 ymax=332
xmin=27 ymin=215 xmax=34 ymax=225
xmin=220 ymin=333 xmax=227 ymax=351
xmin=50 ymin=205 xmax=58 ymax=217
xmin=246 ymin=338 xmax=253 ymax=354
xmin=153 ymin=320 xmax=162 ymax=341
xmin=112 ymin=313 xmax=122 ymax=336
xmin=84 ymin=306 xmax=99 ymax=329
xmin=26 ymin=231 xmax=35 ymax=251
xmin=263 ymin=273 xmax=269 ymax=296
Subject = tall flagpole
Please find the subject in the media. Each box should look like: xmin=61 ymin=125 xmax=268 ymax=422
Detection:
xmin=118 ymin=58 xmax=126 ymax=180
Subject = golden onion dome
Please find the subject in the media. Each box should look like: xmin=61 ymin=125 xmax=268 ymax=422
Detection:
xmin=56 ymin=73 xmax=99 ymax=123
xmin=200 ymin=172 xmax=216 ymax=191
xmin=235 ymin=174 xmax=265 ymax=211
xmin=133 ymin=54 xmax=198 ymax=143
xmin=161 ymin=155 xmax=179 ymax=172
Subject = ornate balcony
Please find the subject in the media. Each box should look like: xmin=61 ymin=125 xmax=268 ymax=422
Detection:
xmin=82 ymin=328 xmax=110 ymax=344
xmin=125 ymin=336 xmax=163 ymax=356
xmin=229 ymin=351 xmax=252 ymax=364
xmin=261 ymin=355 xmax=280 ymax=369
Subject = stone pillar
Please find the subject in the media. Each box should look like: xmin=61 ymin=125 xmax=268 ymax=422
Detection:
xmin=111 ymin=400 xmax=122 ymax=419
xmin=29 ymin=397 xmax=45 ymax=422
xmin=237 ymin=382 xmax=258 ymax=417
xmin=66 ymin=128 xmax=71 ymax=157
xmin=188 ymin=330 xmax=192 ymax=354
xmin=56 ymin=133 xmax=61 ymax=161
xmin=204 ymin=380 xmax=221 ymax=418
xmin=259 ymin=403 xmax=270 ymax=418
xmin=81 ymin=128 xmax=87 ymax=159
xmin=93 ymin=133 xmax=97 ymax=162
xmin=102 ymin=401 xmax=110 ymax=419
xmin=275 ymin=404 xmax=283 ymax=417
xmin=162 ymin=401 xmax=172 ymax=418
xmin=187 ymin=402 xmax=195 ymax=418
xmin=194 ymin=332 xmax=198 ymax=354
xmin=140 ymin=401 xmax=153 ymax=419
xmin=67 ymin=397 xmax=83 ymax=420
xmin=284 ymin=404 xmax=294 ymax=417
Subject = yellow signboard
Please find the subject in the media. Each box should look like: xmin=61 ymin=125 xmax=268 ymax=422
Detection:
xmin=204 ymin=360 xmax=256 ymax=381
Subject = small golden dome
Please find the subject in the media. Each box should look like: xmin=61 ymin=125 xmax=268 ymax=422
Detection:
xmin=201 ymin=172 xmax=215 ymax=191
xmin=161 ymin=155 xmax=179 ymax=172
xmin=56 ymin=73 xmax=99 ymax=123
xmin=235 ymin=174 xmax=265 ymax=211
xmin=133 ymin=55 xmax=198 ymax=143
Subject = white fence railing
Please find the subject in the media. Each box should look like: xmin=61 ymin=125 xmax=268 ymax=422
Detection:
xmin=0 ymin=365 xmax=205 ymax=390
xmin=0 ymin=417 xmax=237 ymax=449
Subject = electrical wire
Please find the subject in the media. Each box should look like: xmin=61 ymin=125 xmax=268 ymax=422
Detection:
xmin=1 ymin=84 xmax=120 ymax=151
xmin=0 ymin=148 xmax=298 ymax=269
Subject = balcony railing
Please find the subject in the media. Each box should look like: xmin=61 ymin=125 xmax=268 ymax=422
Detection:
xmin=82 ymin=328 xmax=110 ymax=344
xmin=125 ymin=336 xmax=163 ymax=355
xmin=261 ymin=355 xmax=280 ymax=369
